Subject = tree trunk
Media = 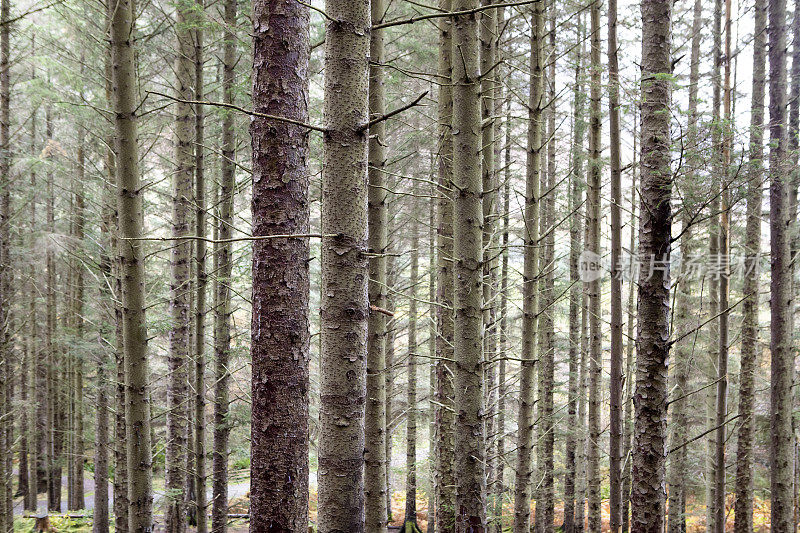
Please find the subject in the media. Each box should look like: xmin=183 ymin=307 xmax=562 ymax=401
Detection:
xmin=732 ymin=2 xmax=765 ymax=530
xmin=193 ymin=9 xmax=207 ymax=532
xmin=0 ymin=0 xmax=8 ymax=527
xmin=211 ymin=0 xmax=236 ymax=529
xmin=768 ymin=0 xmax=793 ymax=528
xmin=366 ymin=0 xmax=389 ymax=527
xmin=249 ymin=2 xmax=310 ymax=532
xmin=631 ymin=0 xmax=672 ymax=530
xmin=405 ymin=208 xmax=420 ymax=526
xmin=165 ymin=1 xmax=195 ymax=528
xmin=607 ymin=0 xmax=623 ymax=527
xmin=317 ymin=1 xmax=370 ymax=531
xmin=513 ymin=2 xmax=542 ymax=531
xmin=451 ymin=1 xmax=485 ymax=529
xmin=564 ymin=14 xmax=585 ymax=531
xmin=586 ymin=1 xmax=602 ymax=529
xmin=435 ymin=3 xmax=456 ymax=531
xmin=428 ymin=179 xmax=437 ymax=533
xmin=111 ymin=0 xmax=153 ymax=524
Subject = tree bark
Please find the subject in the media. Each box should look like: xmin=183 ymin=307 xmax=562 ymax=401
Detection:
xmin=768 ymin=0 xmax=794 ymax=528
xmin=249 ymin=2 xmax=310 ymax=532
xmin=564 ymin=14 xmax=585 ymax=531
xmin=405 ymin=208 xmax=420 ymax=527
xmin=586 ymin=1 xmax=602 ymax=529
xmin=435 ymin=3 xmax=456 ymax=531
xmin=211 ymin=0 xmax=236 ymax=529
xmin=631 ymin=0 xmax=672 ymax=530
xmin=317 ymin=1 xmax=370 ymax=531
xmin=732 ymin=2 xmax=765 ymax=530
xmin=513 ymin=3 xmax=542 ymax=531
xmin=111 ymin=0 xmax=153 ymax=524
xmin=366 ymin=0 xmax=389 ymax=527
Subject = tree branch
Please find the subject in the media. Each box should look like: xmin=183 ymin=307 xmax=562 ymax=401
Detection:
xmin=358 ymin=91 xmax=428 ymax=132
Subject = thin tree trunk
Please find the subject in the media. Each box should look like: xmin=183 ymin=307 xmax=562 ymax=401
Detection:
xmin=317 ymin=1 xmax=370 ymax=531
xmin=366 ymin=0 xmax=389 ymax=527
xmin=0 ymin=0 xmax=9 ymax=527
xmin=427 ymin=179 xmax=437 ymax=533
xmin=405 ymin=208 xmax=420 ymax=527
xmin=165 ymin=0 xmax=195 ymax=527
xmin=631 ymin=0 xmax=672 ymax=530
xmin=249 ymin=2 xmax=310 ymax=531
xmin=111 ymin=0 xmax=153 ymax=524
xmin=768 ymin=0 xmax=793 ymax=527
xmin=732 ymin=3 xmax=765 ymax=530
xmin=193 ymin=9 xmax=207 ymax=532
xmin=564 ymin=15 xmax=585 ymax=530
xmin=513 ymin=2 xmax=542 ymax=531
xmin=586 ymin=1 xmax=602 ymax=529
xmin=607 ymin=0 xmax=623 ymax=526
xmin=435 ymin=3 xmax=456 ymax=531
xmin=211 ymin=0 xmax=236 ymax=529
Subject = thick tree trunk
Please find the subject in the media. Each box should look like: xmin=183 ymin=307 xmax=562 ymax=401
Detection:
xmin=366 ymin=0 xmax=389 ymax=528
xmin=631 ymin=0 xmax=672 ymax=530
xmin=211 ymin=0 xmax=235 ymax=529
xmin=732 ymin=3 xmax=765 ymax=530
xmin=586 ymin=2 xmax=602 ymax=529
xmin=317 ymin=1 xmax=370 ymax=532
xmin=513 ymin=3 xmax=542 ymax=532
xmin=768 ymin=0 xmax=793 ymax=528
xmin=451 ymin=1 xmax=486 ymax=529
xmin=249 ymin=2 xmax=310 ymax=532
xmin=435 ymin=3 xmax=456 ymax=531
xmin=111 ymin=0 xmax=153 ymax=525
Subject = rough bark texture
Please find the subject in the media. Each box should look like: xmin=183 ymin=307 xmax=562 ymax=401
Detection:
xmin=451 ymin=1 xmax=485 ymax=529
xmin=513 ymin=3 xmax=542 ymax=532
xmin=212 ymin=0 xmax=235 ymax=529
xmin=111 ymin=0 xmax=153 ymax=525
xmin=586 ymin=1 xmax=602 ymax=529
xmin=732 ymin=3 xmax=764 ymax=530
xmin=631 ymin=0 xmax=672 ymax=530
xmin=318 ymin=1 xmax=370 ymax=532
xmin=0 ymin=0 xmax=8 ymax=528
xmin=365 ymin=0 xmax=389 ymax=527
xmin=405 ymin=213 xmax=420 ymax=525
xmin=249 ymin=2 xmax=310 ymax=532
xmin=435 ymin=3 xmax=456 ymax=531
xmin=768 ymin=0 xmax=793 ymax=528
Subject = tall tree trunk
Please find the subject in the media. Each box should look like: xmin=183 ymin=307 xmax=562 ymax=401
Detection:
xmin=513 ymin=2 xmax=542 ymax=531
xmin=564 ymin=15 xmax=585 ymax=531
xmin=631 ymin=0 xmax=672 ymax=530
xmin=733 ymin=2 xmax=765 ymax=530
xmin=667 ymin=3 xmax=700 ymax=533
xmin=427 ymin=179 xmax=437 ymax=533
xmin=768 ymin=0 xmax=793 ymax=527
xmin=535 ymin=9 xmax=555 ymax=532
xmin=366 ymin=0 xmax=389 ymax=527
xmin=0 ymin=0 xmax=9 ymax=526
xmin=111 ymin=0 xmax=153 ymax=524
xmin=451 ymin=1 xmax=486 ymax=529
xmin=435 ymin=3 xmax=456 ymax=531
xmin=165 ymin=1 xmax=195 ymax=528
xmin=211 ymin=0 xmax=235 ymax=529
xmin=607 ymin=0 xmax=623 ymax=527
xmin=317 ymin=1 xmax=370 ymax=531
xmin=405 ymin=209 xmax=420 ymax=527
xmin=249 ymin=2 xmax=310 ymax=532
xmin=586 ymin=1 xmax=602 ymax=529
xmin=193 ymin=9 xmax=207 ymax=532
